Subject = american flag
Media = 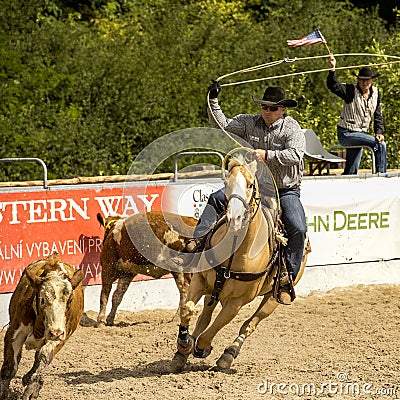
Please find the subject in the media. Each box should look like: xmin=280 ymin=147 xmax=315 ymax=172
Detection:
xmin=287 ymin=29 xmax=326 ymax=48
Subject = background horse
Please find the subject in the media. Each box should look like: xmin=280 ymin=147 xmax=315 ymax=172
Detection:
xmin=170 ymin=155 xmax=310 ymax=372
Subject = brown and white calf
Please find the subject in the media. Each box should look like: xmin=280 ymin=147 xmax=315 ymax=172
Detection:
xmin=0 ymin=253 xmax=84 ymax=400
xmin=96 ymin=211 xmax=197 ymax=326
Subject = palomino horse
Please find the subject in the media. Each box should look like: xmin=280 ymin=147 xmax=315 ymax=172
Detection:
xmin=170 ymin=154 xmax=310 ymax=372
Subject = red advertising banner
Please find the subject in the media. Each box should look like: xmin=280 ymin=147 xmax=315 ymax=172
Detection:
xmin=0 ymin=183 xmax=166 ymax=293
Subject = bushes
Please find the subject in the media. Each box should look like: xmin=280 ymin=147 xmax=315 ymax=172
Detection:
xmin=0 ymin=0 xmax=398 ymax=180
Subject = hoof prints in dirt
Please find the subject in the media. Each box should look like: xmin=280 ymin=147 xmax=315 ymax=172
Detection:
xmin=2 ymin=284 xmax=400 ymax=400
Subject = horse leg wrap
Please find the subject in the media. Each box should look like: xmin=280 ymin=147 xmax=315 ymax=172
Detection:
xmin=177 ymin=325 xmax=194 ymax=355
xmin=178 ymin=325 xmax=189 ymax=342
xmin=224 ymin=335 xmax=245 ymax=359
xmin=193 ymin=339 xmax=213 ymax=359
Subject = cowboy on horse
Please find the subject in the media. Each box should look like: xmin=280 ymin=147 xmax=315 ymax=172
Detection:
xmin=173 ymin=83 xmax=307 ymax=305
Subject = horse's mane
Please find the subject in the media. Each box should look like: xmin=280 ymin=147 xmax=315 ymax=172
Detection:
xmin=226 ymin=154 xmax=278 ymax=212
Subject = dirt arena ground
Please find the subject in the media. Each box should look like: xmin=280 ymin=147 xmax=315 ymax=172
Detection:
xmin=2 ymin=283 xmax=400 ymax=400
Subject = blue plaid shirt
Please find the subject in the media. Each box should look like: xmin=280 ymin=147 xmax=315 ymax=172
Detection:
xmin=208 ymin=98 xmax=305 ymax=189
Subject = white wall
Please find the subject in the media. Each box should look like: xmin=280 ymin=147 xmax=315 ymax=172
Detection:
xmin=1 ymin=174 xmax=399 ymax=327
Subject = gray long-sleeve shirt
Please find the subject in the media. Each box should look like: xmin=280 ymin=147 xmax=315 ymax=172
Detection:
xmin=207 ymin=98 xmax=305 ymax=189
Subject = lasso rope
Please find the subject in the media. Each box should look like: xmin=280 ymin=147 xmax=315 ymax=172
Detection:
xmin=207 ymin=53 xmax=400 ymax=138
xmin=217 ymin=53 xmax=400 ymax=85
xmin=208 ymin=52 xmax=400 ymax=141
xmin=208 ymin=52 xmax=400 ymax=210
xmin=222 ymin=60 xmax=400 ymax=87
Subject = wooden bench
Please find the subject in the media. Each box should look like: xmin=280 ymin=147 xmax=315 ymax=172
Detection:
xmin=329 ymin=145 xmax=376 ymax=174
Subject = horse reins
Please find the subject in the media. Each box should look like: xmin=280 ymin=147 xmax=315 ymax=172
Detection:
xmin=207 ymin=165 xmax=276 ymax=306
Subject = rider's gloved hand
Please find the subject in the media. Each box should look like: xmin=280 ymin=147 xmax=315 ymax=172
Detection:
xmin=208 ymin=79 xmax=221 ymax=99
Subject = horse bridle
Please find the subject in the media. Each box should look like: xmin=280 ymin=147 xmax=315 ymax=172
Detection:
xmin=226 ymin=166 xmax=261 ymax=226
xmin=207 ymin=171 xmax=271 ymax=306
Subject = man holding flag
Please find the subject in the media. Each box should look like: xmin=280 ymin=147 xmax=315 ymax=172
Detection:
xmin=326 ymin=55 xmax=386 ymax=174
xmin=287 ymin=28 xmax=386 ymax=174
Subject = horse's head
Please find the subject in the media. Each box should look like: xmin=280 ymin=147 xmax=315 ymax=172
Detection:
xmin=225 ymin=156 xmax=259 ymax=231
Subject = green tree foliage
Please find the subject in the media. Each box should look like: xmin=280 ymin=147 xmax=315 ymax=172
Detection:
xmin=0 ymin=0 xmax=398 ymax=180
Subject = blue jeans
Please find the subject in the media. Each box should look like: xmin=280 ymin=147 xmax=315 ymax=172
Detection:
xmin=194 ymin=188 xmax=226 ymax=238
xmin=194 ymin=187 xmax=306 ymax=280
xmin=337 ymin=127 xmax=386 ymax=174
xmin=279 ymin=189 xmax=306 ymax=279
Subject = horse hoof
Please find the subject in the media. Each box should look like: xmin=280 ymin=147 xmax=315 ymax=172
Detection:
xmin=169 ymin=352 xmax=189 ymax=373
xmin=22 ymin=373 xmax=31 ymax=386
xmin=193 ymin=344 xmax=213 ymax=358
xmin=216 ymin=352 xmax=234 ymax=370
xmin=177 ymin=335 xmax=194 ymax=355
xmin=22 ymin=380 xmax=43 ymax=400
xmin=0 ymin=383 xmax=9 ymax=399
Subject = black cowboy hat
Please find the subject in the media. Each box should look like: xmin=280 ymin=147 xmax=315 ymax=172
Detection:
xmin=352 ymin=66 xmax=380 ymax=79
xmin=252 ymin=86 xmax=297 ymax=108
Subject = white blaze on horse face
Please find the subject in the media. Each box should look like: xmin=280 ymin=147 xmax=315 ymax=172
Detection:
xmin=39 ymin=271 xmax=73 ymax=341
xmin=226 ymin=170 xmax=248 ymax=231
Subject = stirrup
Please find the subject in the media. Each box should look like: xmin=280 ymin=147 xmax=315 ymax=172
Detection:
xmin=170 ymin=236 xmax=206 ymax=268
xmin=279 ymin=271 xmax=290 ymax=286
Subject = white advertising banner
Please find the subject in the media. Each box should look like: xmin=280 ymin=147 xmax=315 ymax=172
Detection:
xmin=1 ymin=174 xmax=398 ymax=295
xmin=162 ymin=180 xmax=223 ymax=220
xmin=163 ymin=176 xmax=400 ymax=268
xmin=301 ymin=176 xmax=400 ymax=266
xmin=0 ymin=174 xmax=399 ymax=325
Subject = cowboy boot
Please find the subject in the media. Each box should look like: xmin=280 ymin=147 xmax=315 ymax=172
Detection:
xmin=277 ymin=271 xmax=295 ymax=305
